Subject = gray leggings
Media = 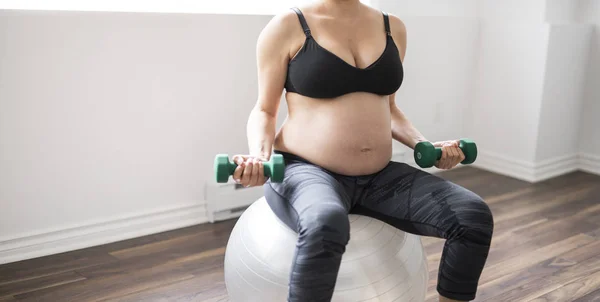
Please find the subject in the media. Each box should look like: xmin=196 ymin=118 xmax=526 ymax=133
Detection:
xmin=264 ymin=151 xmax=494 ymax=301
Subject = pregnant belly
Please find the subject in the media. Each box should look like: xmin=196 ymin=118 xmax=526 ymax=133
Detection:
xmin=274 ymin=94 xmax=394 ymax=175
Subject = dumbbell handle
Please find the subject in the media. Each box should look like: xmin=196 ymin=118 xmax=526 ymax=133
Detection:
xmin=214 ymin=154 xmax=285 ymax=183
xmin=430 ymin=140 xmax=472 ymax=160
xmin=221 ymin=159 xmax=274 ymax=177
xmin=414 ymin=139 xmax=477 ymax=168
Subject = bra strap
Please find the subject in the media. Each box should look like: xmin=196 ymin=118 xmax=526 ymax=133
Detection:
xmin=291 ymin=7 xmax=312 ymax=37
xmin=383 ymin=12 xmax=391 ymax=36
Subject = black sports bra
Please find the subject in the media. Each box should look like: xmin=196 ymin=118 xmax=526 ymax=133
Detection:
xmin=284 ymin=7 xmax=404 ymax=99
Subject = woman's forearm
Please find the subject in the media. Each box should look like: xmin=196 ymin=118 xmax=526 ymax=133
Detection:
xmin=247 ymin=105 xmax=277 ymax=160
xmin=390 ymin=107 xmax=428 ymax=149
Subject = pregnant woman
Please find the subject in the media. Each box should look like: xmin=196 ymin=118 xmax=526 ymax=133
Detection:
xmin=231 ymin=1 xmax=494 ymax=301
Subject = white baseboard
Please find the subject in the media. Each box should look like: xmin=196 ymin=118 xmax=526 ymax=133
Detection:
xmin=0 ymin=202 xmax=208 ymax=265
xmin=473 ymin=150 xmax=598 ymax=183
xmin=534 ymin=153 xmax=581 ymax=182
xmin=471 ymin=150 xmax=537 ymax=182
xmin=580 ymin=153 xmax=600 ymax=175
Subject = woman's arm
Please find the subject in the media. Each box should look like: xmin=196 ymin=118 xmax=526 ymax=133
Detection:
xmin=233 ymin=12 xmax=299 ymax=186
xmin=387 ymin=15 xmax=427 ymax=149
xmin=387 ymin=15 xmax=464 ymax=169
xmin=246 ymin=11 xmax=298 ymax=160
xmin=390 ymin=102 xmax=428 ymax=149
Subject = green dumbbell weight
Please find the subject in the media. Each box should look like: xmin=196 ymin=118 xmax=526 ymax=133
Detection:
xmin=214 ymin=154 xmax=285 ymax=183
xmin=414 ymin=139 xmax=477 ymax=168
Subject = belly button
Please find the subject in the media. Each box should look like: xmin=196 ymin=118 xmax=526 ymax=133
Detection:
xmin=360 ymin=148 xmax=372 ymax=153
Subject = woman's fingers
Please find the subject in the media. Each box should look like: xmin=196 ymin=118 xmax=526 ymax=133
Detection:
xmin=440 ymin=144 xmax=449 ymax=169
xmin=249 ymin=158 xmax=260 ymax=187
xmin=450 ymin=141 xmax=464 ymax=166
xmin=232 ymin=155 xmax=246 ymax=182
xmin=448 ymin=144 xmax=459 ymax=167
xmin=257 ymin=160 xmax=265 ymax=186
xmin=241 ymin=158 xmax=253 ymax=186
xmin=432 ymin=140 xmax=466 ymax=170
xmin=230 ymin=155 xmax=270 ymax=187
xmin=460 ymin=149 xmax=466 ymax=162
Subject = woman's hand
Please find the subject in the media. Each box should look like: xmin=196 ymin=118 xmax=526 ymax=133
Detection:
xmin=433 ymin=140 xmax=465 ymax=170
xmin=231 ymin=155 xmax=267 ymax=187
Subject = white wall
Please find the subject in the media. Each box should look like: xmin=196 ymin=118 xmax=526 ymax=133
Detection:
xmin=470 ymin=0 xmax=552 ymax=175
xmin=577 ymin=0 xmax=600 ymax=23
xmin=0 ymin=10 xmax=274 ymax=263
xmin=545 ymin=0 xmax=581 ymax=23
xmin=0 ymin=0 xmax=335 ymax=15
xmin=536 ymin=25 xmax=592 ymax=162
xmin=391 ymin=19 xmax=479 ymax=157
xmin=469 ymin=0 xmax=598 ymax=181
xmin=580 ymin=32 xmax=600 ymax=159
xmin=470 ymin=22 xmax=549 ymax=164
xmin=578 ymin=0 xmax=600 ymax=166
xmin=372 ymin=2 xmax=480 ymax=163
xmin=373 ymin=0 xmax=478 ymax=18
xmin=478 ymin=0 xmax=546 ymax=22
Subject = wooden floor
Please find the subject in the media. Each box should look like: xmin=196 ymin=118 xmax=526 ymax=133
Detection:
xmin=1 ymin=167 xmax=600 ymax=302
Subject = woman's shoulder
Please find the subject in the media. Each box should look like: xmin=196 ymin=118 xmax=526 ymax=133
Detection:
xmin=359 ymin=5 xmax=407 ymax=35
xmin=260 ymin=8 xmax=305 ymax=40
xmin=256 ymin=9 xmax=305 ymax=51
xmin=382 ymin=11 xmax=407 ymax=35
xmin=376 ymin=9 xmax=407 ymax=59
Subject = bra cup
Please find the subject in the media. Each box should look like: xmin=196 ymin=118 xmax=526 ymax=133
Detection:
xmin=285 ymin=37 xmax=404 ymax=99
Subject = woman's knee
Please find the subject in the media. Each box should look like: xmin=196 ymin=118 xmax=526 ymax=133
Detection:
xmin=298 ymin=207 xmax=350 ymax=249
xmin=451 ymin=195 xmax=494 ymax=246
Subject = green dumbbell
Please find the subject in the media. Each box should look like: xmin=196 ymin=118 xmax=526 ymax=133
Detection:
xmin=214 ymin=154 xmax=285 ymax=183
xmin=414 ymin=139 xmax=477 ymax=168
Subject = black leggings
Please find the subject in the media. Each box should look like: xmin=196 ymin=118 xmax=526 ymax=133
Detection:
xmin=264 ymin=151 xmax=494 ymax=301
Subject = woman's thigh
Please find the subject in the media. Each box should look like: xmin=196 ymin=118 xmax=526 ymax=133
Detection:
xmin=353 ymin=162 xmax=493 ymax=241
xmin=264 ymin=160 xmax=353 ymax=233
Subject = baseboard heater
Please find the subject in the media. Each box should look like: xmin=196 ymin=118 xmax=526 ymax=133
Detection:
xmin=204 ymin=182 xmax=264 ymax=223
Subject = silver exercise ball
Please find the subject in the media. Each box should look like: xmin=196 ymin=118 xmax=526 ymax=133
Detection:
xmin=224 ymin=197 xmax=429 ymax=302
